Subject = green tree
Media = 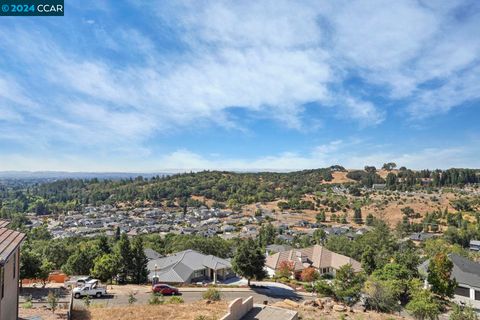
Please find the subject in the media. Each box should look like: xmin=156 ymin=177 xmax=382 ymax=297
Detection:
xmin=98 ymin=235 xmax=111 ymax=254
xmin=386 ymin=172 xmax=397 ymax=189
xmin=20 ymin=248 xmax=42 ymax=281
xmin=363 ymin=279 xmax=400 ymax=313
xmin=427 ymin=253 xmax=456 ymax=299
xmin=91 ymin=253 xmax=120 ymax=283
xmin=43 ymin=241 xmax=71 ymax=270
xmin=232 ymin=238 xmax=266 ymax=286
xmin=316 ymin=211 xmax=326 ymax=223
xmin=353 ymin=207 xmax=363 ymax=224
xmin=62 ymin=243 xmax=101 ymax=276
xmin=361 ymin=246 xmax=376 ymax=275
xmin=382 ymin=162 xmax=397 ymax=171
xmin=366 ymin=213 xmax=375 ymax=226
xmin=406 ymin=289 xmax=441 ymax=320
xmin=131 ymin=237 xmax=149 ymax=284
xmin=257 ymin=223 xmax=276 ymax=248
xmin=333 ymin=264 xmax=365 ymax=305
xmin=312 ymin=229 xmax=326 ymax=245
xmin=116 ymin=233 xmax=133 ymax=283
xmin=316 ymin=264 xmax=365 ymax=306
xmin=38 ymin=259 xmax=54 ymax=287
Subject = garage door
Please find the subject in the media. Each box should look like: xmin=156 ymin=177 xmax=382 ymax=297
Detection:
xmin=475 ymin=290 xmax=480 ymax=301
xmin=455 ymin=286 xmax=470 ymax=297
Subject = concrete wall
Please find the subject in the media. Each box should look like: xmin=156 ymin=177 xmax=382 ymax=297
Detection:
xmin=0 ymin=247 xmax=20 ymax=320
xmin=220 ymin=296 xmax=254 ymax=320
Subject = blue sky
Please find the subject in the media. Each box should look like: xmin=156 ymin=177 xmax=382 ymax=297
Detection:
xmin=0 ymin=0 xmax=479 ymax=172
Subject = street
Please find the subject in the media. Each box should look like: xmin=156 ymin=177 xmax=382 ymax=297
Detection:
xmin=72 ymin=285 xmax=309 ymax=309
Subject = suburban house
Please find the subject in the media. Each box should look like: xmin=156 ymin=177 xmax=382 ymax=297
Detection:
xmin=147 ymin=249 xmax=235 ymax=284
xmin=265 ymin=245 xmax=362 ymax=277
xmin=409 ymin=232 xmax=438 ymax=243
xmin=0 ymin=220 xmax=26 ymax=320
xmin=419 ymin=254 xmax=480 ymax=302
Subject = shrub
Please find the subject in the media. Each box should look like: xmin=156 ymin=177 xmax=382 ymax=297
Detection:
xmin=449 ymin=303 xmax=478 ymax=320
xmin=169 ymin=296 xmax=184 ymax=304
xmin=83 ymin=295 xmax=91 ymax=308
xmin=47 ymin=291 xmax=58 ymax=314
xmin=148 ymin=293 xmax=164 ymax=305
xmin=202 ymin=288 xmax=221 ymax=301
xmin=128 ymin=292 xmax=137 ymax=305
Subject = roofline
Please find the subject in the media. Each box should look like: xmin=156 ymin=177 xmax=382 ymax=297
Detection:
xmin=0 ymin=232 xmax=26 ymax=266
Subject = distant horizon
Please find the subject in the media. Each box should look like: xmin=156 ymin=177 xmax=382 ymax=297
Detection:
xmin=1 ymin=165 xmax=478 ymax=178
xmin=1 ymin=1 xmax=479 ymax=171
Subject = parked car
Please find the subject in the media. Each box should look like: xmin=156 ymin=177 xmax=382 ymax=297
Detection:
xmin=73 ymin=280 xmax=107 ymax=299
xmin=65 ymin=276 xmax=93 ymax=288
xmin=152 ymin=284 xmax=179 ymax=295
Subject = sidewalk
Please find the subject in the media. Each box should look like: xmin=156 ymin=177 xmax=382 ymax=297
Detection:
xmin=179 ymin=287 xmax=252 ymax=292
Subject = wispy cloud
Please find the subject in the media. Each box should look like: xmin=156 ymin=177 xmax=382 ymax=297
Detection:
xmin=0 ymin=0 xmax=479 ymax=170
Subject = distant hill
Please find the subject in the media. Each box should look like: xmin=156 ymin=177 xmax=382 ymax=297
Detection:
xmin=0 ymin=171 xmax=170 ymax=180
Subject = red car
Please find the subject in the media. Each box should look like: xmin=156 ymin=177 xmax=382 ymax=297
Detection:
xmin=152 ymin=284 xmax=179 ymax=295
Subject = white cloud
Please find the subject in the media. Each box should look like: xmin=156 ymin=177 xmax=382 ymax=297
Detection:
xmin=0 ymin=0 xmax=479 ymax=171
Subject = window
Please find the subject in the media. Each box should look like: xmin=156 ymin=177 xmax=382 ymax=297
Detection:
xmin=455 ymin=286 xmax=470 ymax=297
xmin=192 ymin=269 xmax=205 ymax=279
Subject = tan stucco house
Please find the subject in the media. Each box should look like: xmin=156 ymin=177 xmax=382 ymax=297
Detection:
xmin=265 ymin=244 xmax=361 ymax=278
xmin=0 ymin=220 xmax=26 ymax=320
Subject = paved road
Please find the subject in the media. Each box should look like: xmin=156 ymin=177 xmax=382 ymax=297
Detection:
xmin=73 ymin=287 xmax=308 ymax=309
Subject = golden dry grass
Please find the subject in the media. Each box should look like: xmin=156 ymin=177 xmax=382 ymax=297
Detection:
xmin=273 ymin=301 xmax=410 ymax=320
xmin=73 ymin=301 xmax=227 ymax=320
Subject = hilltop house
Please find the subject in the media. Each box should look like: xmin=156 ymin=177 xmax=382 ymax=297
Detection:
xmin=0 ymin=220 xmax=26 ymax=320
xmin=419 ymin=254 xmax=480 ymax=302
xmin=265 ymin=245 xmax=361 ymax=278
xmin=147 ymin=250 xmax=235 ymax=284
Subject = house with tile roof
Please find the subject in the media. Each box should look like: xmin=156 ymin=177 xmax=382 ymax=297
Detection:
xmin=0 ymin=220 xmax=26 ymax=320
xmin=265 ymin=245 xmax=361 ymax=278
xmin=147 ymin=249 xmax=235 ymax=284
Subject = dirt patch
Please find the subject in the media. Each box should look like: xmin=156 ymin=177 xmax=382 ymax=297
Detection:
xmin=325 ymin=171 xmax=355 ymax=184
xmin=73 ymin=301 xmax=227 ymax=320
xmin=273 ymin=301 xmax=410 ymax=320
xmin=19 ymin=307 xmax=69 ymax=320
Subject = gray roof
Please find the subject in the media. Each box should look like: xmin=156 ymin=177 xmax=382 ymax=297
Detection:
xmin=144 ymin=248 xmax=162 ymax=260
xmin=147 ymin=249 xmax=232 ymax=283
xmin=419 ymin=254 xmax=480 ymax=288
xmin=410 ymin=232 xmax=436 ymax=241
xmin=450 ymin=254 xmax=480 ymax=287
xmin=470 ymin=240 xmax=480 ymax=246
xmin=266 ymin=244 xmax=292 ymax=253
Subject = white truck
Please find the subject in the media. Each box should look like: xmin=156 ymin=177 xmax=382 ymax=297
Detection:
xmin=65 ymin=276 xmax=94 ymax=288
xmin=72 ymin=279 xmax=107 ymax=299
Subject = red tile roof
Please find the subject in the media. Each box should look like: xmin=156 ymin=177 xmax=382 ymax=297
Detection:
xmin=265 ymin=244 xmax=362 ymax=273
